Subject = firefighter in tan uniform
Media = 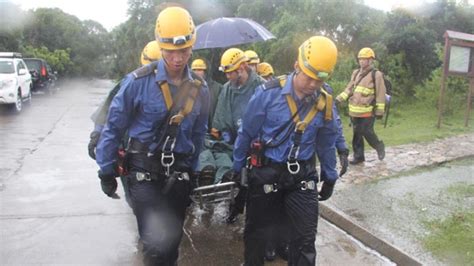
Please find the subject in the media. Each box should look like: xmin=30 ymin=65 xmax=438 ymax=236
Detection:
xmin=336 ymin=47 xmax=386 ymax=164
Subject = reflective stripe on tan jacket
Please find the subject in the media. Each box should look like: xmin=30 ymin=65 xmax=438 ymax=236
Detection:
xmin=336 ymin=67 xmax=386 ymax=117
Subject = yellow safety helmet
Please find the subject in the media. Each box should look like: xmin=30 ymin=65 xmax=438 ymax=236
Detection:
xmin=219 ymin=48 xmax=248 ymax=73
xmin=140 ymin=40 xmax=162 ymax=65
xmin=257 ymin=62 xmax=274 ymax=77
xmin=244 ymin=50 xmax=260 ymax=64
xmin=358 ymin=47 xmax=375 ymax=59
xmin=191 ymin=59 xmax=207 ymax=70
xmin=155 ymin=7 xmax=196 ymax=50
xmin=297 ymin=36 xmax=338 ymax=81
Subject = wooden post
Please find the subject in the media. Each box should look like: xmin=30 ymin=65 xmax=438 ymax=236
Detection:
xmin=437 ymin=38 xmax=450 ymax=128
xmin=466 ymin=78 xmax=474 ymax=127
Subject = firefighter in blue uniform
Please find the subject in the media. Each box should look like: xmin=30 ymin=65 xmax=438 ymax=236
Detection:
xmin=95 ymin=7 xmax=209 ymax=266
xmin=88 ymin=40 xmax=162 ymax=206
xmin=232 ymin=36 xmax=339 ymax=266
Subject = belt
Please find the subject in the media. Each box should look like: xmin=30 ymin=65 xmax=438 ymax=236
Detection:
xmin=134 ymin=171 xmax=190 ymax=182
xmin=134 ymin=171 xmax=162 ymax=181
xmin=134 ymin=171 xmax=191 ymax=195
xmin=263 ymin=158 xmax=312 ymax=167
xmin=262 ymin=180 xmax=316 ymax=193
xmin=128 ymin=138 xmax=151 ymax=153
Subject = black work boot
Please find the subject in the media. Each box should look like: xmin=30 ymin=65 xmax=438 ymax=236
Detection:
xmin=264 ymin=243 xmax=276 ymax=261
xmin=349 ymin=158 xmax=365 ymax=165
xmin=226 ymin=205 xmax=239 ymax=224
xmin=376 ymin=141 xmax=385 ymax=160
xmin=276 ymin=243 xmax=289 ymax=261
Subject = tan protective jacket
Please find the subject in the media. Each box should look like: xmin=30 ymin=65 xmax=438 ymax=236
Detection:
xmin=336 ymin=67 xmax=386 ymax=117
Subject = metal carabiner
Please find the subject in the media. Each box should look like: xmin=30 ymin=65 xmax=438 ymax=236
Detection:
xmin=169 ymin=114 xmax=184 ymax=125
xmin=287 ymin=161 xmax=300 ymax=175
xmin=162 ymin=136 xmax=176 ymax=152
xmin=295 ymin=121 xmax=308 ymax=132
xmin=161 ymin=152 xmax=175 ymax=165
xmin=287 ymin=145 xmax=300 ymax=161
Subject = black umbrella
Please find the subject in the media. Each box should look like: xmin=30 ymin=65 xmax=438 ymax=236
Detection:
xmin=193 ymin=17 xmax=276 ymax=50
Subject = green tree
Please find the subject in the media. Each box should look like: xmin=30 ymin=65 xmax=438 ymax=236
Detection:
xmin=21 ymin=45 xmax=73 ymax=75
xmin=382 ymin=9 xmax=440 ymax=97
xmin=22 ymin=8 xmax=111 ymax=77
xmin=0 ymin=1 xmax=26 ymax=51
xmin=422 ymin=0 xmax=474 ymax=42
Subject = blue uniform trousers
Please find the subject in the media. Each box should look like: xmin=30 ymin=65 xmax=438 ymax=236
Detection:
xmin=244 ymin=162 xmax=319 ymax=266
xmin=126 ymin=153 xmax=192 ymax=266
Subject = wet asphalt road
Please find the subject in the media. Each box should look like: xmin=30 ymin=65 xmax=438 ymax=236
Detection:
xmin=0 ymin=79 xmax=390 ymax=265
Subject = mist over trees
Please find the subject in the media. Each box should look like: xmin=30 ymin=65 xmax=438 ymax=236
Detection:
xmin=1 ymin=0 xmax=472 ymax=106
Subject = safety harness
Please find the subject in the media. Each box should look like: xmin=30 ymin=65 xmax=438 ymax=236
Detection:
xmin=124 ymin=63 xmax=204 ymax=197
xmin=256 ymin=77 xmax=333 ymax=175
xmin=150 ymin=79 xmax=202 ymax=176
xmin=284 ymin=89 xmax=333 ymax=174
xmin=245 ymin=77 xmax=335 ymax=195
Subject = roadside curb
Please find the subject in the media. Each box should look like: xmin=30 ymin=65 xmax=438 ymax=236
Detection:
xmin=320 ymin=203 xmax=422 ymax=266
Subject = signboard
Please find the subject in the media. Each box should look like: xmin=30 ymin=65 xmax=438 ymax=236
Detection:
xmin=438 ymin=30 xmax=474 ymax=128
xmin=448 ymin=46 xmax=471 ymax=73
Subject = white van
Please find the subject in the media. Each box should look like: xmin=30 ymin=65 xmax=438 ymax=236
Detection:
xmin=0 ymin=52 xmax=33 ymax=113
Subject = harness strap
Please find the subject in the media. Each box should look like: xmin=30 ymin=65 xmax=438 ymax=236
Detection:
xmin=285 ymin=95 xmax=320 ymax=130
xmin=170 ymin=79 xmax=202 ymax=124
xmin=160 ymin=79 xmax=202 ymax=176
xmin=321 ymin=88 xmax=333 ymax=121
xmin=285 ymin=95 xmax=321 ymax=174
xmin=160 ymin=82 xmax=173 ymax=111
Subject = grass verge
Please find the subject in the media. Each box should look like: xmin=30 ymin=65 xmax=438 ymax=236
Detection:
xmin=422 ymin=212 xmax=474 ymax=265
xmin=339 ymin=102 xmax=474 ymax=147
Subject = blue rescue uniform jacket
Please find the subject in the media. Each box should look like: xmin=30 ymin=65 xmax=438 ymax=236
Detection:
xmin=96 ymin=60 xmax=210 ymax=175
xmin=233 ymin=73 xmax=339 ymax=184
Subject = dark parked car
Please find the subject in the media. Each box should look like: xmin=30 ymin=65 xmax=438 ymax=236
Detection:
xmin=23 ymin=58 xmax=57 ymax=93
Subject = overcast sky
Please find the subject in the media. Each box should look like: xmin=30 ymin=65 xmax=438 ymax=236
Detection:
xmin=10 ymin=0 xmax=471 ymax=32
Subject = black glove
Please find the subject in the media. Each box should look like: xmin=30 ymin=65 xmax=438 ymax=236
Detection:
xmin=226 ymin=184 xmax=247 ymax=224
xmin=98 ymin=169 xmax=119 ymax=198
xmin=318 ymin=182 xmax=335 ymax=201
xmin=88 ymin=131 xmax=101 ymax=160
xmin=100 ymin=178 xmax=118 ymax=198
xmin=337 ymin=149 xmax=349 ymax=177
xmin=229 ymin=170 xmax=241 ymax=184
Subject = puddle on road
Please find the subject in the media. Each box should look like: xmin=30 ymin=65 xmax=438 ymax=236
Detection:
xmin=329 ymin=157 xmax=474 ymax=265
xmin=179 ymin=202 xmax=247 ymax=266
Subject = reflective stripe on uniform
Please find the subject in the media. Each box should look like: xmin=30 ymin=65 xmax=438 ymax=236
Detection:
xmin=376 ymin=103 xmax=385 ymax=111
xmin=349 ymin=104 xmax=373 ymax=114
xmin=338 ymin=92 xmax=349 ymax=101
xmin=354 ymin=85 xmax=374 ymax=96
